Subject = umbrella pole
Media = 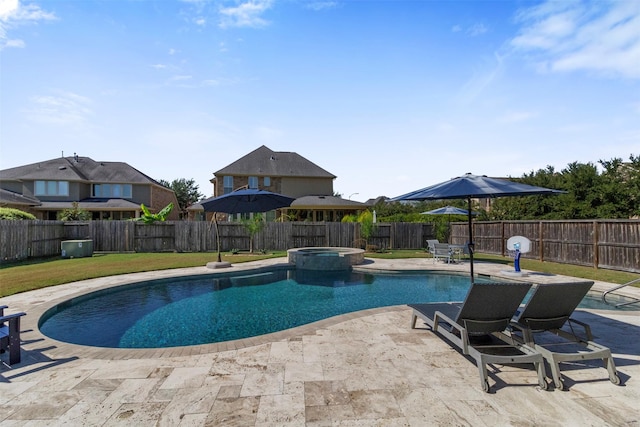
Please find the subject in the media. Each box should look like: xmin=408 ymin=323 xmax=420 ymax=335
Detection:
xmin=467 ymin=197 xmax=474 ymax=283
xmin=215 ymin=213 xmax=222 ymax=263
xmin=208 ymin=212 xmax=222 ymax=263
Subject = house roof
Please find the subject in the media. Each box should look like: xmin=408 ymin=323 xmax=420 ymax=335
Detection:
xmin=188 ymin=195 xmax=366 ymax=211
xmin=0 ymin=188 xmax=41 ymax=206
xmin=0 ymin=156 xmax=163 ymax=185
xmin=215 ymin=145 xmax=336 ymax=179
xmin=37 ymin=198 xmax=141 ymax=210
xmin=290 ymin=195 xmax=367 ymax=209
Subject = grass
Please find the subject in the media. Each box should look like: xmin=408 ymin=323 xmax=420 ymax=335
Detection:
xmin=1 ymin=250 xmax=637 ymax=298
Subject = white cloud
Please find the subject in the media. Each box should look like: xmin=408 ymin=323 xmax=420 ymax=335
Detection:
xmin=0 ymin=0 xmax=18 ymax=19
xmin=467 ymin=23 xmax=488 ymax=37
xmin=306 ymin=2 xmax=338 ymax=12
xmin=497 ymin=111 xmax=538 ymax=123
xmin=451 ymin=23 xmax=488 ymax=37
xmin=457 ymin=52 xmax=505 ymax=104
xmin=218 ymin=0 xmax=273 ymax=29
xmin=25 ymin=90 xmax=93 ymax=126
xmin=0 ymin=0 xmax=56 ymax=49
xmin=511 ymin=0 xmax=640 ymax=79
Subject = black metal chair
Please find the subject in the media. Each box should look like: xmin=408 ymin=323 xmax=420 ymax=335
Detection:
xmin=0 ymin=305 xmax=27 ymax=366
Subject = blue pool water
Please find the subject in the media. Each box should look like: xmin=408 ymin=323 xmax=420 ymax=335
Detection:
xmin=38 ymin=269 xmax=625 ymax=349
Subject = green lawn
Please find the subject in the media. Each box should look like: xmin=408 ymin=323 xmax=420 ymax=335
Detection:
xmin=1 ymin=250 xmax=637 ymax=298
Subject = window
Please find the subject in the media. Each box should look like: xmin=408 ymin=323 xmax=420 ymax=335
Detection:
xmin=93 ymin=183 xmax=132 ymax=198
xmin=223 ymin=176 xmax=233 ymax=194
xmin=34 ymin=180 xmax=69 ymax=196
xmin=248 ymin=176 xmax=258 ymax=189
xmin=263 ymin=176 xmax=270 ymax=187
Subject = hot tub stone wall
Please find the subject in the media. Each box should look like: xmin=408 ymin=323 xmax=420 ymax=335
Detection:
xmin=287 ymin=247 xmax=365 ymax=271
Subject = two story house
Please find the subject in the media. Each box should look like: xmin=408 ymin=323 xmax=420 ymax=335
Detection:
xmin=191 ymin=145 xmax=366 ymax=221
xmin=0 ymin=154 xmax=180 ymax=220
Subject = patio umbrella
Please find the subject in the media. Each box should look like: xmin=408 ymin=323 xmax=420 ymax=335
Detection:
xmin=200 ymin=189 xmax=295 ymax=264
xmin=421 ymin=205 xmax=474 ymax=237
xmin=391 ymin=173 xmax=564 ymax=282
xmin=421 ymin=205 xmax=472 ymax=216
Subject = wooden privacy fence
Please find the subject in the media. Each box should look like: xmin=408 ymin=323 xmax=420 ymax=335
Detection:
xmin=0 ymin=220 xmax=435 ymax=262
xmin=450 ymin=219 xmax=640 ymax=273
xmin=2 ymin=220 xmax=638 ymax=272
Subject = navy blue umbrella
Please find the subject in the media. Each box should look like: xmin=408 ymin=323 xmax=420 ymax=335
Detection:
xmin=200 ymin=189 xmax=295 ymax=214
xmin=392 ymin=173 xmax=564 ymax=282
xmin=200 ymin=189 xmax=295 ymax=263
xmin=421 ymin=206 xmax=472 ymax=216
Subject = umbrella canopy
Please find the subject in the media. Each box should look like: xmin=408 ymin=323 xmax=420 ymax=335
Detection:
xmin=421 ymin=206 xmax=472 ymax=216
xmin=392 ymin=173 xmax=564 ymax=283
xmin=395 ymin=173 xmax=564 ymax=201
xmin=200 ymin=189 xmax=295 ymax=214
xmin=200 ymin=189 xmax=295 ymax=264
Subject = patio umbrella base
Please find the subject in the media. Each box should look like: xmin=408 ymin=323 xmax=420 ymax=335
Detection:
xmin=206 ymin=261 xmax=232 ymax=269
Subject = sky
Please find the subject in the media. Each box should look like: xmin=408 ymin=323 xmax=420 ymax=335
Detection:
xmin=1 ymin=0 xmax=639 ymax=203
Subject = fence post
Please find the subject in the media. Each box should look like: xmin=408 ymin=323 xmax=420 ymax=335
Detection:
xmin=593 ymin=220 xmax=599 ymax=270
xmin=539 ymin=221 xmax=544 ymax=262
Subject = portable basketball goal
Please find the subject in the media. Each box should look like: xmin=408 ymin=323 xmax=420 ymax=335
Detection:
xmin=506 ymin=236 xmax=531 ymax=272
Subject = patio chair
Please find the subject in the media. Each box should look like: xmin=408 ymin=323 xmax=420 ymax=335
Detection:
xmin=426 ymin=239 xmax=439 ymax=254
xmin=509 ymin=281 xmax=621 ymax=390
xmin=432 ymin=243 xmax=453 ymax=263
xmin=0 ymin=306 xmax=27 ymax=366
xmin=409 ymin=282 xmax=549 ymax=393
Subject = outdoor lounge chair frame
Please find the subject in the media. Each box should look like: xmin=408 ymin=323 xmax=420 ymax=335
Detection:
xmin=426 ymin=239 xmax=439 ymax=254
xmin=432 ymin=243 xmax=453 ymax=264
xmin=410 ymin=282 xmax=549 ymax=393
xmin=0 ymin=305 xmax=27 ymax=366
xmin=508 ymin=281 xmax=620 ymax=390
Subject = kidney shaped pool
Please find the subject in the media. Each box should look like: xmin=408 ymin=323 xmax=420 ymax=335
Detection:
xmin=38 ymin=268 xmax=619 ymax=349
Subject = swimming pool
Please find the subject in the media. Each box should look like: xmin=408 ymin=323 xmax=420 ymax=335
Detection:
xmin=38 ymin=269 xmax=627 ymax=349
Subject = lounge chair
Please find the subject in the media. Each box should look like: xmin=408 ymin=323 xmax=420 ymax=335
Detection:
xmin=509 ymin=281 xmax=621 ymax=390
xmin=432 ymin=243 xmax=453 ymax=263
xmin=409 ymin=282 xmax=549 ymax=393
xmin=426 ymin=239 xmax=439 ymax=254
xmin=0 ymin=306 xmax=26 ymax=366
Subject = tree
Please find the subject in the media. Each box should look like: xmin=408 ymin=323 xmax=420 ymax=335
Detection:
xmin=159 ymin=178 xmax=204 ymax=219
xmin=241 ymin=214 xmax=265 ymax=253
xmin=58 ymin=202 xmax=91 ymax=221
xmin=137 ymin=203 xmax=174 ymax=224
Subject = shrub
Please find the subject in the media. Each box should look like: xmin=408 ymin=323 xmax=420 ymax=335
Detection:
xmin=58 ymin=202 xmax=91 ymax=221
xmin=0 ymin=207 xmax=36 ymax=220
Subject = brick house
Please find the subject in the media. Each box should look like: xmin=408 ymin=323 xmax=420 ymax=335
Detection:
xmin=0 ymin=154 xmax=180 ymax=220
xmin=190 ymin=145 xmax=367 ymax=221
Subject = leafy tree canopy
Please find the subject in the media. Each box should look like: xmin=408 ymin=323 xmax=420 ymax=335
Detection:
xmin=58 ymin=202 xmax=91 ymax=221
xmin=378 ymin=154 xmax=639 ymax=222
xmin=0 ymin=207 xmax=36 ymax=220
xmin=159 ymin=178 xmax=204 ymax=219
xmin=137 ymin=203 xmax=174 ymax=224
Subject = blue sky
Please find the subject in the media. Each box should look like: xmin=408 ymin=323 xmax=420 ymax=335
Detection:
xmin=1 ymin=0 xmax=639 ymax=202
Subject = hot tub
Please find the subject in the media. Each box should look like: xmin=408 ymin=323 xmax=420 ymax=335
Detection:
xmin=287 ymin=247 xmax=365 ymax=271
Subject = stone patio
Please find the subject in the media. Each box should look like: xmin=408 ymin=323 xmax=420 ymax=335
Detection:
xmin=1 ymin=257 xmax=638 ymax=426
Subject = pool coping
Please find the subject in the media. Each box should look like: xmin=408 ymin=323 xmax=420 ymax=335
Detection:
xmin=9 ymin=256 xmax=640 ymax=361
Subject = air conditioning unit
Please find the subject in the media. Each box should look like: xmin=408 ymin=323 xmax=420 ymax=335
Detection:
xmin=61 ymin=240 xmax=93 ymax=258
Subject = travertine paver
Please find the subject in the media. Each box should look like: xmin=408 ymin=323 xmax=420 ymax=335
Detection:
xmin=1 ymin=257 xmax=639 ymax=426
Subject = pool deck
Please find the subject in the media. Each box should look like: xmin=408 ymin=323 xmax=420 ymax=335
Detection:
xmin=1 ymin=257 xmax=639 ymax=426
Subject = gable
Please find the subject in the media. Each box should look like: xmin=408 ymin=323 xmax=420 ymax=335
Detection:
xmin=215 ymin=145 xmax=336 ymax=179
xmin=0 ymin=156 xmax=162 ymax=185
